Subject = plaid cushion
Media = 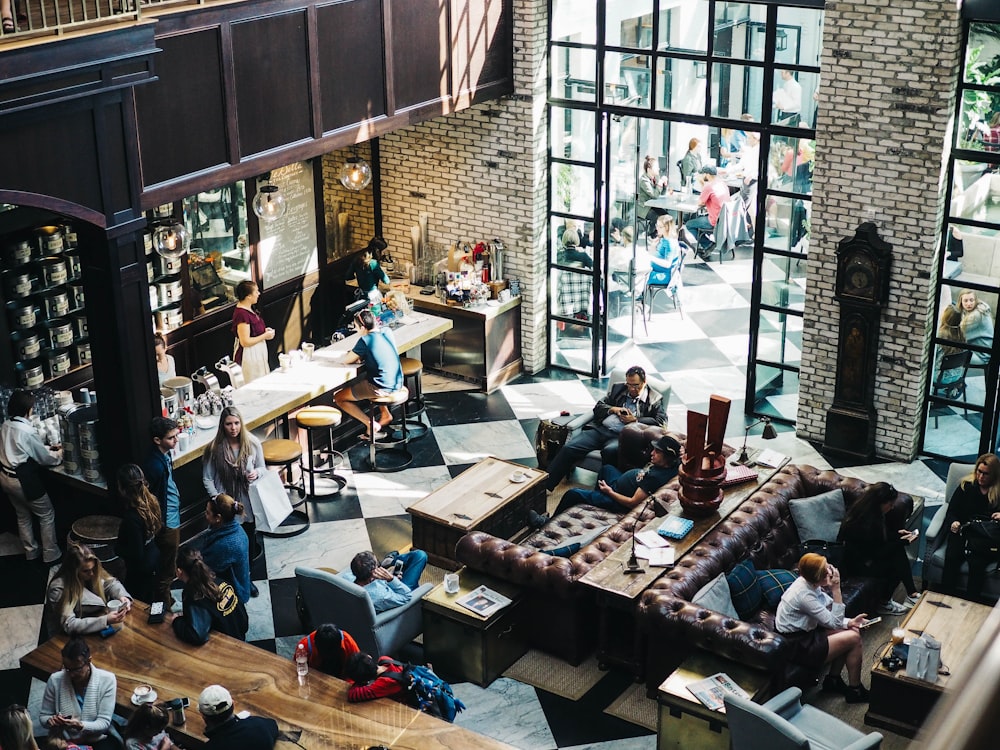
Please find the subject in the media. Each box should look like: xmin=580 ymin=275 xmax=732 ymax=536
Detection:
xmin=725 ymin=559 xmax=763 ymax=620
xmin=756 ymin=568 xmax=797 ymax=610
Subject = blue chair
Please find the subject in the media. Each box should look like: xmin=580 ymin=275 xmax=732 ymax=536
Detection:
xmin=644 ymin=242 xmax=687 ymax=321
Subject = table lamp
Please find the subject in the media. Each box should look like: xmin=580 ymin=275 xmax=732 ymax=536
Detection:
xmin=732 ymin=417 xmax=778 ymax=465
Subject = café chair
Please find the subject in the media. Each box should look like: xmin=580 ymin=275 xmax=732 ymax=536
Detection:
xmin=610 ymin=259 xmax=651 ymax=333
xmin=294 ymin=565 xmax=433 ymax=658
xmin=365 ymin=387 xmax=413 ymax=472
xmin=394 ymin=357 xmax=429 ymax=439
xmin=724 ymin=688 xmax=883 ymax=750
xmin=644 ymin=243 xmax=687 ymax=321
xmin=931 ymin=350 xmax=972 ymax=427
xmin=294 ymin=405 xmax=348 ymax=498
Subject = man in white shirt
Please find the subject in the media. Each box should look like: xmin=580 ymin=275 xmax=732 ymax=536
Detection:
xmin=773 ymin=70 xmax=803 ymax=124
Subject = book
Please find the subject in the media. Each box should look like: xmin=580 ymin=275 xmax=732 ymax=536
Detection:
xmin=636 ymin=545 xmax=675 ymax=567
xmin=686 ymin=672 xmax=750 ymax=712
xmin=658 ymin=516 xmax=694 ymax=540
xmin=755 ymin=449 xmax=786 ymax=469
xmin=721 ymin=463 xmax=758 ymax=487
xmin=635 ymin=529 xmax=671 ymax=549
xmin=455 ymin=585 xmax=513 ymax=618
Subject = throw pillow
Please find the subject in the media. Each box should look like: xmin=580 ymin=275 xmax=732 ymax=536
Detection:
xmin=726 ymin=559 xmax=763 ymax=619
xmin=756 ymin=568 xmax=797 ymax=609
xmin=788 ymin=488 xmax=846 ymax=542
xmin=692 ymin=571 xmax=740 ymax=620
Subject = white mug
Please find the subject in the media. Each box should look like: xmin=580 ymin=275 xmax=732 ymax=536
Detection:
xmin=177 ymin=432 xmax=189 ymax=452
xmin=443 ymin=573 xmax=460 ymax=594
xmin=107 ymin=599 xmax=121 ymax=614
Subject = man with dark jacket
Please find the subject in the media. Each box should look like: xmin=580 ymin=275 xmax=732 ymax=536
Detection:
xmin=544 ymin=366 xmax=666 ymax=492
xmin=142 ymin=416 xmax=182 ymax=610
xmin=198 ymin=684 xmax=278 ymax=750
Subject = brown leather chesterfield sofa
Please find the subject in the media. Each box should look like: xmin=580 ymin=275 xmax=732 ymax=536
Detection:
xmin=638 ymin=464 xmax=915 ymax=693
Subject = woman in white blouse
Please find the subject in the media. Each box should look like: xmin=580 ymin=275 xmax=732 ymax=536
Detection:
xmin=775 ymin=552 xmax=869 ymax=703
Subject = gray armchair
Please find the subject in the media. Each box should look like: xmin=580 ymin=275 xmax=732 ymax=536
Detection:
xmin=922 ymin=462 xmax=1000 ymax=600
xmin=294 ymin=566 xmax=433 ymax=658
xmin=724 ymin=687 xmax=882 ymax=750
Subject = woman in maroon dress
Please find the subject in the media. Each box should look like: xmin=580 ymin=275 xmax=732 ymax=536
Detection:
xmin=232 ymin=280 xmax=274 ymax=383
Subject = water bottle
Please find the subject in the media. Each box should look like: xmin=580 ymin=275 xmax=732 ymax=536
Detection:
xmin=295 ymin=643 xmax=308 ymax=684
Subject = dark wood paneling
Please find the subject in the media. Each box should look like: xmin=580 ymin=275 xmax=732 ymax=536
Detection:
xmin=317 ymin=0 xmax=386 ymax=132
xmin=135 ymin=30 xmax=229 ymax=188
xmin=232 ymin=11 xmax=312 ymax=157
xmin=100 ymin=100 xmax=135 ymax=217
xmin=387 ymin=0 xmax=447 ymax=111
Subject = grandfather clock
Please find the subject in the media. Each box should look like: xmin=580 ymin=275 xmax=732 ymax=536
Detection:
xmin=823 ymin=222 xmax=892 ymax=460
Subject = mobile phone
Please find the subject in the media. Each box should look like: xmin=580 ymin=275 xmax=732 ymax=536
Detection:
xmin=860 ymin=616 xmax=882 ymax=629
xmin=99 ymin=625 xmax=119 ymax=638
xmin=393 ymin=560 xmax=405 ymax=577
xmin=148 ymin=601 xmax=165 ymax=625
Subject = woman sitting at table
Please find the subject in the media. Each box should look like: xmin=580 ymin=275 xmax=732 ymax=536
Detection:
xmin=40 ymin=638 xmax=118 ymax=750
xmin=678 ymin=139 xmax=704 ymax=188
xmin=123 ymin=704 xmax=175 ymax=750
xmin=637 ymin=155 xmax=668 ymax=237
xmin=45 ymin=542 xmax=132 ymax=636
xmin=958 ymin=288 xmax=994 ymax=366
xmin=114 ymin=463 xmax=162 ymax=604
xmin=775 ymin=553 xmax=869 ymax=703
xmin=648 ymin=215 xmax=682 ymax=287
xmin=934 ymin=304 xmax=966 ymax=397
xmin=170 ymin=547 xmax=248 ymax=645
xmin=941 ymin=453 xmax=1000 ymax=601
xmin=202 ymin=406 xmax=266 ymax=593
xmin=199 ymin=493 xmax=252 ymax=604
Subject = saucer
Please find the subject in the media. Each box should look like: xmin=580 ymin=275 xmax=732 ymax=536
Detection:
xmin=509 ymin=472 xmax=528 ymax=484
xmin=131 ymin=690 xmax=157 ymax=706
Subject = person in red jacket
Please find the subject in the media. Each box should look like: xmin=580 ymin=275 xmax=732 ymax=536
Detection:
xmin=295 ymin=624 xmax=360 ymax=678
xmin=344 ymin=653 xmax=407 ymax=703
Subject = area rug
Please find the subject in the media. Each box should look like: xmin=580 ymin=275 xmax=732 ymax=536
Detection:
xmin=503 ymin=650 xmax=604 ymax=701
xmin=604 ymin=682 xmax=657 ymax=731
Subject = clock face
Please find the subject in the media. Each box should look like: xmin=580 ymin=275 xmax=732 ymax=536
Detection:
xmin=843 ymin=254 xmax=876 ymax=299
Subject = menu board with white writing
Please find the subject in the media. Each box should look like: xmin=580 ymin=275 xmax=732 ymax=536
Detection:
xmin=258 ymin=160 xmax=318 ymax=288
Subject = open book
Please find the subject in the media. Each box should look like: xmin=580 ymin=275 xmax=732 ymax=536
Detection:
xmin=686 ymin=672 xmax=750 ymax=712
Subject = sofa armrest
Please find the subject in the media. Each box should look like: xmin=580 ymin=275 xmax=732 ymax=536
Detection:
xmin=844 ymin=735 xmax=885 ymax=750
xmin=763 ymin=686 xmax=803 ymax=717
xmin=926 ymin=504 xmax=949 ymax=546
xmin=373 ymin=582 xmax=434 ymax=627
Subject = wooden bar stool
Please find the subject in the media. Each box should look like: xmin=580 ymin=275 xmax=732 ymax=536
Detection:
xmin=394 ymin=357 xmax=429 ymax=439
xmin=259 ymin=438 xmax=310 ymax=537
xmin=366 ymin=387 xmax=412 ymax=472
xmin=295 ymin=405 xmax=347 ymax=498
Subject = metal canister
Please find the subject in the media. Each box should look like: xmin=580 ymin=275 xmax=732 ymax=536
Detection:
xmin=147 ymin=261 xmax=155 ymax=284
xmin=71 ymin=313 xmax=88 ymax=340
xmin=44 ymin=349 xmax=71 ymax=379
xmin=65 ymin=254 xmax=82 ymax=280
xmin=160 ymin=387 xmax=178 ymax=420
xmin=16 ymin=360 xmax=45 ymax=388
xmin=6 ymin=271 xmax=34 ymax=299
xmin=155 ymin=253 xmax=184 ymax=277
xmin=59 ymin=403 xmax=83 ymax=475
xmin=41 ymin=257 xmax=68 ymax=288
xmin=148 ymin=285 xmax=158 ymax=310
xmin=156 ymin=275 xmax=182 ymax=307
xmin=12 ymin=330 xmax=42 ymax=360
xmin=163 ymin=376 xmax=193 ymax=410
xmin=153 ymin=204 xmax=173 ymax=219
xmin=46 ymin=319 xmax=74 ymax=349
xmin=67 ymin=283 xmax=85 ymax=311
xmin=72 ymin=340 xmax=92 ymax=367
xmin=41 ymin=289 xmax=70 ymax=319
xmin=143 ymin=231 xmax=153 ymax=255
xmin=4 ymin=239 xmax=32 ymax=266
xmin=62 ymin=223 xmax=78 ymax=249
xmin=8 ymin=301 xmax=37 ymax=330
xmin=155 ymin=303 xmax=182 ymax=332
xmin=36 ymin=226 xmax=64 ymax=255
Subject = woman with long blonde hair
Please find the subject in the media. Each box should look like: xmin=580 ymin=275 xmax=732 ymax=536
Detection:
xmin=957 ymin=288 xmax=994 ymax=365
xmin=942 ymin=453 xmax=1000 ymax=600
xmin=0 ymin=704 xmax=40 ymax=750
xmin=114 ymin=463 xmax=162 ymax=603
xmin=45 ymin=542 xmax=132 ymax=635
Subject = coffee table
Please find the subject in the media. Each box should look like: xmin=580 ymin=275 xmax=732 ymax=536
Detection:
xmin=866 ymin=592 xmax=992 ymax=737
xmin=407 ymin=456 xmax=547 ymax=569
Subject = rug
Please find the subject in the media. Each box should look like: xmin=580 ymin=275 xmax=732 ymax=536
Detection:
xmin=503 ymin=649 xmax=605 ymax=701
xmin=604 ymin=682 xmax=657 ymax=731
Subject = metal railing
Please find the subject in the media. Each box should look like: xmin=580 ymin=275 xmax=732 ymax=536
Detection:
xmin=1 ymin=0 xmax=199 ymax=43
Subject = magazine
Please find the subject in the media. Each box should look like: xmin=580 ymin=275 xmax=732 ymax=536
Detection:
xmin=456 ymin=585 xmax=513 ymax=618
xmin=721 ymin=463 xmax=758 ymax=487
xmin=686 ymin=672 xmax=750 ymax=712
xmin=635 ymin=545 xmax=675 ymax=567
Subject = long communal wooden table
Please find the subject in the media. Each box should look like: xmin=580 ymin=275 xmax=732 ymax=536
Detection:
xmin=20 ymin=602 xmax=513 ymax=750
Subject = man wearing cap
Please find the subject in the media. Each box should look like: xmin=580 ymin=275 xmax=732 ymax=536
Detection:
xmin=198 ymin=684 xmax=278 ymax=750
xmin=540 ymin=434 xmax=682 ymax=520
xmin=684 ymin=166 xmax=732 ymax=260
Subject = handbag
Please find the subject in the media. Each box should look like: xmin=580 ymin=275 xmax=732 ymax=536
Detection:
xmin=796 ymin=539 xmax=845 ymax=566
xmin=247 ymin=470 xmax=294 ymax=533
xmin=534 ymin=419 xmax=571 ymax=470
xmin=963 ymin=516 xmax=1000 ymax=556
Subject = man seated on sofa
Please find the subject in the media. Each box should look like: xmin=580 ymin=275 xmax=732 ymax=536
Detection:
xmin=544 ymin=365 xmax=667 ymax=492
xmin=533 ymin=435 xmax=682 ymax=525
xmin=341 ymin=550 xmax=428 ymax=613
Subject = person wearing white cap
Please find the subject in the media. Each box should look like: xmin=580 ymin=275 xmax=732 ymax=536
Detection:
xmin=197 ymin=685 xmax=278 ymax=750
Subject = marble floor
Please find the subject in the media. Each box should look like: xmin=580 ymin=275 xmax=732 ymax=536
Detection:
xmin=0 ymin=367 xmax=950 ymax=750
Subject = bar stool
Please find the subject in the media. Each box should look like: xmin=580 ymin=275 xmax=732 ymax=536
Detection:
xmin=295 ymin=405 xmax=347 ymax=498
xmin=259 ymin=438 xmax=310 ymax=537
xmin=365 ymin=387 xmax=412 ymax=472
xmin=393 ymin=357 xmax=429 ymax=439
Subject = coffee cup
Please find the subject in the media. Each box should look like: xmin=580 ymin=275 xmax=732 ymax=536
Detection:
xmin=133 ymin=685 xmax=154 ymax=704
xmin=891 ymin=627 xmax=906 ymax=646
xmin=279 ymin=354 xmax=291 ymax=372
xmin=301 ymin=342 xmax=315 ymax=361
xmin=177 ymin=432 xmax=189 ymax=453
xmin=444 ymin=572 xmax=460 ymax=594
xmin=107 ymin=599 xmax=121 ymax=615
xmin=511 ymin=470 xmax=527 ymax=482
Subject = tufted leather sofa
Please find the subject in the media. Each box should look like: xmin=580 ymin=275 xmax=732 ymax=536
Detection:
xmin=638 ymin=464 xmax=914 ymax=693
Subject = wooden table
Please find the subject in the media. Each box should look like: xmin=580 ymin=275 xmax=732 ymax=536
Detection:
xmin=865 ymin=593 xmax=993 ymax=738
xmin=20 ymin=602 xmax=514 ymax=750
xmin=578 ymin=455 xmax=789 ymax=677
xmin=407 ymin=456 xmax=547 ymax=569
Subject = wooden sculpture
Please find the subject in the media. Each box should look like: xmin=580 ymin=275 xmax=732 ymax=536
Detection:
xmin=678 ymin=395 xmax=731 ymax=516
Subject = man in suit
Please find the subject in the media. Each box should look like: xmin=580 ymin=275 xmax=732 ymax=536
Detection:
xmin=543 ymin=365 xmax=666 ymax=493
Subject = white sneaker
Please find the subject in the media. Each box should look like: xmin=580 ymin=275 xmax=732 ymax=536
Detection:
xmin=877 ymin=599 xmax=908 ymax=616
xmin=904 ymin=593 xmax=921 ymax=608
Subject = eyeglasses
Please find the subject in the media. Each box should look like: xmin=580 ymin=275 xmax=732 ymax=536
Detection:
xmin=64 ymin=660 xmax=90 ymax=674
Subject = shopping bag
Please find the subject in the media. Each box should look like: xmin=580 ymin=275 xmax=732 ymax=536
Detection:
xmin=905 ymin=634 xmax=942 ymax=681
xmin=248 ymin=470 xmax=294 ymax=533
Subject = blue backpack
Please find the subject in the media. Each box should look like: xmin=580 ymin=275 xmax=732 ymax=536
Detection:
xmin=385 ymin=660 xmax=465 ymax=722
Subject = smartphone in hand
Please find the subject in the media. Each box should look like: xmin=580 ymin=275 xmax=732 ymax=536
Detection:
xmin=860 ymin=616 xmax=882 ymax=629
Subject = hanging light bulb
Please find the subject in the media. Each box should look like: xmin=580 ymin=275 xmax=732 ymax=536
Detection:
xmin=252 ymin=181 xmax=287 ymax=222
xmin=339 ymin=156 xmax=372 ymax=191
xmin=153 ymin=223 xmax=188 ymax=260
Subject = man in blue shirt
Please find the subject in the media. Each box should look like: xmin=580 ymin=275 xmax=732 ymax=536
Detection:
xmin=341 ymin=549 xmax=427 ymax=613
xmin=334 ymin=309 xmax=404 ymax=439
xmin=143 ymin=416 xmax=182 ymax=610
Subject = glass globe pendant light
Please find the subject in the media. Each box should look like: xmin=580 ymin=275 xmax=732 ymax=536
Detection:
xmin=339 ymin=156 xmax=372 ymax=191
xmin=153 ymin=222 xmax=188 ymax=260
xmin=252 ymin=179 xmax=287 ymax=222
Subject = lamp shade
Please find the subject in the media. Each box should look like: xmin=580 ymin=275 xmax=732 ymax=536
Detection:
xmin=252 ymin=184 xmax=287 ymax=222
xmin=153 ymin=223 xmax=188 ymax=260
xmin=339 ymin=156 xmax=372 ymax=191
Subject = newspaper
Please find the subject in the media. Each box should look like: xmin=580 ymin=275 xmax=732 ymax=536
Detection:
xmin=686 ymin=672 xmax=749 ymax=712
xmin=456 ymin=585 xmax=513 ymax=618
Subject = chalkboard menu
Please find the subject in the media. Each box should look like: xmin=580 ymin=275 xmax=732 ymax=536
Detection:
xmin=259 ymin=160 xmax=318 ymax=288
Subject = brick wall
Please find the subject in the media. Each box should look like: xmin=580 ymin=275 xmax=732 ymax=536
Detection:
xmin=797 ymin=0 xmax=963 ymax=460
xmin=320 ymin=143 xmax=376 ymax=263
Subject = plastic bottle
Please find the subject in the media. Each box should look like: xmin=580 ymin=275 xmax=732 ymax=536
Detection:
xmin=295 ymin=642 xmax=308 ymax=683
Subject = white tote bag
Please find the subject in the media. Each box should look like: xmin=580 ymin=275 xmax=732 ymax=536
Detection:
xmin=248 ymin=470 xmax=294 ymax=533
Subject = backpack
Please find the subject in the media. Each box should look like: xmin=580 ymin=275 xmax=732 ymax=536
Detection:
xmin=384 ymin=660 xmax=465 ymax=722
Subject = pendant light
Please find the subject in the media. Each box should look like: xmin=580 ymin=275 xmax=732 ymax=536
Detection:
xmin=252 ymin=176 xmax=287 ymax=222
xmin=339 ymin=154 xmax=372 ymax=191
xmin=153 ymin=222 xmax=188 ymax=260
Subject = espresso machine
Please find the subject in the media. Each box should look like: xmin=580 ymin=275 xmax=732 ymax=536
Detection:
xmin=214 ymin=356 xmax=245 ymax=389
